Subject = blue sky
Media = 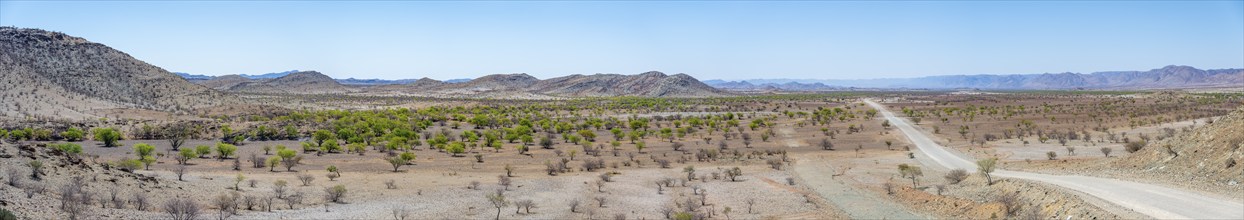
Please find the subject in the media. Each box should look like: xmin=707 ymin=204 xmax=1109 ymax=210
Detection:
xmin=2 ymin=1 xmax=1242 ymax=80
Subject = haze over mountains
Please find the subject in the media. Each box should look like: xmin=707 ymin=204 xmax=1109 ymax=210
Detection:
xmin=707 ymin=66 xmax=1243 ymax=90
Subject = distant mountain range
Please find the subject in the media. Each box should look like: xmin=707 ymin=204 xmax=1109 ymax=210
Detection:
xmin=176 ymin=71 xmax=476 ymax=86
xmin=198 ymin=71 xmax=728 ymax=98
xmin=708 ymin=66 xmax=1243 ymax=90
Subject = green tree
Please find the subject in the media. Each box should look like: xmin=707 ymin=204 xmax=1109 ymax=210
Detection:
xmin=93 ymin=127 xmax=122 ymax=148
xmin=134 ymin=143 xmax=156 ymax=170
xmin=897 ymin=164 xmax=923 ymax=187
xmin=195 ymin=145 xmax=212 ymax=158
xmin=448 ymin=142 xmax=466 ymax=156
xmin=216 ymin=143 xmax=238 ymax=160
xmin=977 ymin=158 xmax=997 ymax=185
xmin=266 ymin=156 xmax=281 ymax=172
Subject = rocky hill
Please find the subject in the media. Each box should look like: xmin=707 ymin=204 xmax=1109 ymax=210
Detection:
xmin=533 ymin=71 xmax=726 ymax=97
xmin=1113 ymin=106 xmax=1244 ymax=186
xmin=226 ymin=71 xmax=357 ymax=94
xmin=378 ymin=71 xmax=729 ymax=98
xmin=0 ymin=27 xmax=237 ymax=120
xmin=195 ymin=75 xmax=256 ymax=90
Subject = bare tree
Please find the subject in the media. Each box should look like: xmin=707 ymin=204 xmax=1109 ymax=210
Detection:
xmin=163 ymin=197 xmax=201 ymax=220
xmin=595 ymin=196 xmax=607 ymax=208
xmin=391 ymin=205 xmax=411 ymax=220
xmin=297 ymin=174 xmax=314 ymax=186
xmin=486 ymin=189 xmax=508 ymax=220
xmin=498 ymin=175 xmax=512 ymax=191
xmin=997 ymin=192 xmax=1022 ymax=217
xmin=175 ymin=164 xmax=188 ymax=181
xmin=58 ymin=176 xmax=89 ymax=220
xmin=212 ymin=193 xmax=237 ymax=220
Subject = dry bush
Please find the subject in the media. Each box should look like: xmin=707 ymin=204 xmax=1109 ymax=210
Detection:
xmin=1124 ymin=141 xmax=1146 ymax=153
xmin=297 ymin=174 xmax=314 ymax=186
xmin=997 ymin=192 xmax=1021 ymax=217
xmin=163 ymin=197 xmax=201 ymax=220
xmin=944 ymin=169 xmax=968 ymax=184
xmin=498 ymin=175 xmax=512 ymax=190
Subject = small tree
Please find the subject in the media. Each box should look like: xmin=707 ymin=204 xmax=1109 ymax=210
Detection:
xmin=977 ymin=158 xmax=997 ymax=185
xmin=388 ymin=156 xmax=408 ymax=172
xmin=266 ymin=156 xmax=281 ymax=172
xmin=897 ymin=164 xmax=923 ymax=187
xmin=216 ymin=143 xmax=238 ymax=160
xmin=134 ymin=143 xmax=156 ymax=170
xmin=1046 ymin=151 xmax=1057 ymax=160
xmin=725 ymin=167 xmax=743 ymax=182
xmin=235 ymin=174 xmax=246 ymax=191
xmin=498 ymin=175 xmax=512 ymax=191
xmin=175 ymin=164 xmax=188 ymax=181
xmin=820 ymin=138 xmax=834 ymax=150
xmin=1100 ymin=147 xmax=1113 ymax=157
xmin=298 ymin=174 xmax=314 ymax=186
xmin=326 ymin=165 xmax=341 ymax=179
xmin=177 ymin=148 xmax=196 ymax=165
xmin=487 ymin=189 xmax=508 ymax=220
xmin=28 ymin=160 xmax=43 ymax=180
xmin=93 ymin=127 xmax=122 ymax=148
xmin=324 ymin=185 xmax=348 ymax=203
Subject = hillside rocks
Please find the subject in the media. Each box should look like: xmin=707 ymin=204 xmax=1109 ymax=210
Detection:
xmin=0 ymin=27 xmax=238 ymax=120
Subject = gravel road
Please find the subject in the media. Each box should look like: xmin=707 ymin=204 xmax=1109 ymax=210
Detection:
xmin=864 ymin=99 xmax=1244 ymax=220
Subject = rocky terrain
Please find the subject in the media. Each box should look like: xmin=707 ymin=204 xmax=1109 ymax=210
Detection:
xmin=1111 ymin=106 xmax=1244 ymax=186
xmin=532 ymin=71 xmax=726 ymax=97
xmin=0 ymin=27 xmax=238 ymax=121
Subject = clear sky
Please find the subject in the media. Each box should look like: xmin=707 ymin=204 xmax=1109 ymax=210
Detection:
xmin=2 ymin=1 xmax=1242 ymax=80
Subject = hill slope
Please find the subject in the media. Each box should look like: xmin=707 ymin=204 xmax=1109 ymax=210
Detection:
xmin=533 ymin=71 xmax=726 ymax=97
xmin=1113 ymin=107 xmax=1244 ymax=185
xmin=227 ymin=71 xmax=357 ymax=94
xmin=0 ymin=27 xmax=237 ymax=120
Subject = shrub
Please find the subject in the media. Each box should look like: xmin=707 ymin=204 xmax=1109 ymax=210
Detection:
xmin=92 ymin=127 xmax=122 ymax=147
xmin=324 ymin=185 xmax=347 ymax=203
xmin=944 ymin=169 xmax=968 ymax=184
xmin=1124 ymin=141 xmax=1146 ymax=153
xmin=61 ymin=127 xmax=85 ymax=142
xmin=163 ymin=197 xmax=201 ymax=220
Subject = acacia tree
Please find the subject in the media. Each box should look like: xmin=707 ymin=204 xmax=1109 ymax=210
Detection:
xmin=977 ymin=158 xmax=997 ymax=185
xmin=897 ymin=164 xmax=923 ymax=187
xmin=134 ymin=143 xmax=156 ymax=170
xmin=93 ymin=128 xmax=121 ymax=148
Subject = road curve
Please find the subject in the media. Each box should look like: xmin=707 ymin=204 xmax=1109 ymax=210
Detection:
xmin=864 ymin=99 xmax=1244 ymax=220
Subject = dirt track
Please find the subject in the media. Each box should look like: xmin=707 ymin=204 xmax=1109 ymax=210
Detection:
xmin=865 ymin=99 xmax=1244 ymax=220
